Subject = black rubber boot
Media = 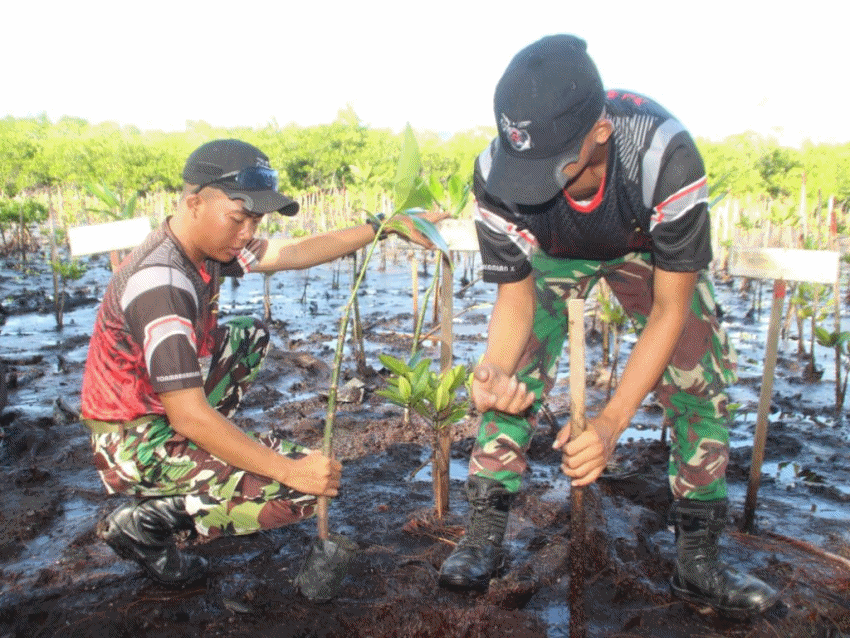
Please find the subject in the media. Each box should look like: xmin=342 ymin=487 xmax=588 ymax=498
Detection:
xmin=670 ymin=498 xmax=778 ymax=618
xmin=97 ymin=496 xmax=208 ymax=586
xmin=438 ymin=476 xmax=512 ymax=591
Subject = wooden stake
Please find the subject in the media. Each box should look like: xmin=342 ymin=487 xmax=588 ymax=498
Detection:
xmin=435 ymin=253 xmax=454 ymax=518
xmin=742 ymin=280 xmax=785 ymax=533
xmin=567 ymin=297 xmax=587 ymax=638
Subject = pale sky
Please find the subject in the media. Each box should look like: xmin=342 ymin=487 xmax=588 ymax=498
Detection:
xmin=4 ymin=0 xmax=847 ymax=148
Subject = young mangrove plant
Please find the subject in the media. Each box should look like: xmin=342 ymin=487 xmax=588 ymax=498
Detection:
xmin=377 ymin=352 xmax=470 ymax=520
xmin=84 ymin=181 xmax=141 ymax=270
xmin=321 ymin=123 xmax=448 ymax=534
xmin=50 ymin=259 xmax=87 ymax=329
xmin=596 ymin=290 xmax=628 ymax=401
xmin=0 ymin=197 xmax=47 ymax=262
xmin=84 ymin=182 xmax=139 ymax=221
xmin=814 ymin=326 xmax=850 ymax=422
xmin=791 ymin=282 xmax=830 ymax=373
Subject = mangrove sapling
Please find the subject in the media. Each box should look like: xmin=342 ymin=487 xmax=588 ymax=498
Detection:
xmin=781 ymin=283 xmax=797 ymax=343
xmin=50 ymin=259 xmax=87 ymax=329
xmin=412 ymin=258 xmax=442 ymax=354
xmin=83 ymin=182 xmax=141 ymax=270
xmin=322 ymin=208 xmax=445 ymax=527
xmin=792 ymin=283 xmax=830 ymax=373
xmin=806 ymin=284 xmax=829 ymax=380
xmin=814 ymin=326 xmax=850 ymax=421
xmin=377 ymin=352 xmax=470 ymax=519
xmin=349 ymin=252 xmax=368 ymax=378
xmin=597 ymin=291 xmax=628 ymax=401
xmin=596 ymin=282 xmax=611 ymax=368
xmin=0 ymin=197 xmax=47 ymax=261
xmin=411 ymin=151 xmax=472 ymax=514
xmin=320 ymin=122 xmax=449 ymax=537
xmin=261 ymin=216 xmax=282 ymax=323
xmin=381 ymin=257 xmax=464 ymax=517
xmin=46 ymin=187 xmax=64 ymax=328
xmin=263 ymin=274 xmax=272 ymax=323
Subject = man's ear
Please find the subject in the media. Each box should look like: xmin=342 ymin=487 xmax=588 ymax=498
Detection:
xmin=592 ymin=119 xmax=613 ymax=146
xmin=184 ymin=192 xmax=203 ymax=216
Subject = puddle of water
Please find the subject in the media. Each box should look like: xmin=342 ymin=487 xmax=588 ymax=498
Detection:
xmin=412 ymin=454 xmax=470 ymax=483
xmin=2 ymin=495 xmax=99 ymax=590
xmin=541 ymin=603 xmax=571 ymax=638
xmin=538 ymin=473 xmax=574 ymax=504
xmin=762 ymin=460 xmax=799 ymax=486
xmin=618 ymin=423 xmax=661 ymax=444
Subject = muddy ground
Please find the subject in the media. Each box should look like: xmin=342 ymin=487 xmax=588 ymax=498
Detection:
xmin=1 ymin=245 xmax=850 ymax=637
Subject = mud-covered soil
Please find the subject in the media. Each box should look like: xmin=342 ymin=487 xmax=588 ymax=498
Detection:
xmin=1 ymin=248 xmax=850 ymax=638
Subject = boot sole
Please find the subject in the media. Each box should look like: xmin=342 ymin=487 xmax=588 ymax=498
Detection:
xmin=438 ymin=572 xmax=491 ymax=592
xmin=438 ymin=554 xmax=507 ymax=592
xmin=670 ymin=578 xmax=778 ymax=619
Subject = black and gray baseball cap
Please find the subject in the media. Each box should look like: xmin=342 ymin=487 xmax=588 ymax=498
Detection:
xmin=486 ymin=34 xmax=605 ymax=205
xmin=182 ymin=139 xmax=299 ymax=216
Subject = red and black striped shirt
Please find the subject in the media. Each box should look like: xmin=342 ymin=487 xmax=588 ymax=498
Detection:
xmin=81 ymin=219 xmax=267 ymax=422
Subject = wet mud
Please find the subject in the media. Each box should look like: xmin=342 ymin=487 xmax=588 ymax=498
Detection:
xmin=1 ymin=249 xmax=849 ymax=637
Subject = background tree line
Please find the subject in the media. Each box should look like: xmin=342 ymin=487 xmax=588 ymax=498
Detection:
xmin=2 ymin=107 xmax=849 ymax=230
xmin=0 ymin=107 xmax=492 ymax=202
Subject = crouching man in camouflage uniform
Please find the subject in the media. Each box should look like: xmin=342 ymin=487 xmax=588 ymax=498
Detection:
xmin=437 ymin=35 xmax=778 ymax=618
xmin=81 ymin=139 xmax=444 ymax=585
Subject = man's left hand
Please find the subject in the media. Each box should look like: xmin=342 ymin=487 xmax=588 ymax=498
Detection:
xmin=552 ymin=413 xmax=620 ymax=486
xmin=389 ymin=210 xmax=452 ymax=249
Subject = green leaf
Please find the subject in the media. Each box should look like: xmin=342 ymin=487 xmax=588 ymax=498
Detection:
xmin=412 ymin=358 xmax=431 ymax=376
xmin=379 ymin=353 xmax=411 ymax=376
xmin=411 ymin=371 xmax=430 ymax=398
xmin=428 ymin=173 xmax=445 ymax=205
xmin=409 ymin=216 xmax=450 ymax=254
xmin=395 ymin=180 xmax=434 ymax=213
xmin=124 ymin=192 xmax=139 ymax=219
xmin=434 ymin=383 xmax=450 ymax=412
xmin=447 ymin=405 xmax=469 ymax=423
xmin=410 ymin=360 xmax=431 ymax=395
xmin=93 ymin=182 xmax=120 ymax=209
xmin=437 ymin=369 xmax=456 ymax=398
xmin=815 ymin=326 xmax=836 ymax=347
xmin=446 ymin=174 xmax=471 ymax=215
xmin=375 ymin=388 xmax=403 ymax=405
xmin=398 ymin=376 xmax=413 ymax=403
xmin=408 ymin=350 xmax=428 ymax=369
xmin=392 ymin=124 xmax=422 ymax=210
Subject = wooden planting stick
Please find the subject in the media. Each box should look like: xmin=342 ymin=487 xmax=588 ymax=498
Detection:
xmin=742 ymin=279 xmax=785 ymax=533
xmin=567 ymin=297 xmax=587 ymax=638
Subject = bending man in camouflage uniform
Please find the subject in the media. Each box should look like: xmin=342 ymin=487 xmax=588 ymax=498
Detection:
xmin=437 ymin=35 xmax=777 ymax=618
xmin=81 ymin=139 xmax=445 ymax=585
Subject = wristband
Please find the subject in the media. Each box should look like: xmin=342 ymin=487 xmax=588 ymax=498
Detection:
xmin=366 ymin=213 xmax=387 ymax=240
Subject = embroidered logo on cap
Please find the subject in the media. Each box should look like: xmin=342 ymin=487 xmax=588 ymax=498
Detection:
xmin=500 ymin=114 xmax=533 ymax=152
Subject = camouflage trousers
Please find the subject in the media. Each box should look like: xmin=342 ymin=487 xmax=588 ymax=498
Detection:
xmin=90 ymin=316 xmax=316 ymax=538
xmin=470 ymin=252 xmax=737 ymax=501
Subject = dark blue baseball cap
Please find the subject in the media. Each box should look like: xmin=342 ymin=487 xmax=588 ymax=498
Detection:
xmin=183 ymin=139 xmax=299 ymax=216
xmin=486 ymin=35 xmax=605 ymax=205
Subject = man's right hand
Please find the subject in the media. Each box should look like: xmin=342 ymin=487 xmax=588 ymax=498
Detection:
xmin=471 ymin=362 xmax=535 ymax=415
xmin=284 ymin=450 xmax=343 ymax=497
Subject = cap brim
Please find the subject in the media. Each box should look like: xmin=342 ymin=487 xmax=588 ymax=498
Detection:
xmin=485 ymin=137 xmax=581 ymax=206
xmin=221 ymin=188 xmax=300 ymax=216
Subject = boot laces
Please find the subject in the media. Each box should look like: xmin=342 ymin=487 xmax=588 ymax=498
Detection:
xmin=465 ymin=495 xmax=509 ymax=547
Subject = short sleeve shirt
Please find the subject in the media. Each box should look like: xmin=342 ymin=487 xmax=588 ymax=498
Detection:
xmin=81 ymin=219 xmax=267 ymax=422
xmin=473 ymin=90 xmax=713 ymax=284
